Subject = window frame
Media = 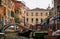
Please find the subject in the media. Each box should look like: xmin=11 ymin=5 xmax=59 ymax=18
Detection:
xmin=40 ymin=12 xmax=42 ymax=16
xmin=36 ymin=12 xmax=38 ymax=16
xmin=26 ymin=18 xmax=28 ymax=22
xmin=31 ymin=12 xmax=33 ymax=16
xmin=15 ymin=9 xmax=20 ymax=14
xmin=36 ymin=18 xmax=38 ymax=24
xmin=8 ymin=10 xmax=11 ymax=17
xmin=27 ymin=12 xmax=28 ymax=16
xmin=46 ymin=12 xmax=48 ymax=16
xmin=31 ymin=18 xmax=33 ymax=23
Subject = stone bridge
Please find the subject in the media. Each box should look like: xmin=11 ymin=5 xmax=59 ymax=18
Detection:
xmin=4 ymin=23 xmax=29 ymax=30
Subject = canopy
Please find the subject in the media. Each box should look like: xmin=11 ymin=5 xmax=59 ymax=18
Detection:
xmin=52 ymin=16 xmax=60 ymax=20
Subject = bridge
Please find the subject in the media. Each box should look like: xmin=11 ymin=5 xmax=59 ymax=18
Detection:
xmin=4 ymin=23 xmax=29 ymax=31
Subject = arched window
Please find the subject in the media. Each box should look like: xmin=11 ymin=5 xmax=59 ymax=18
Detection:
xmin=40 ymin=12 xmax=42 ymax=16
xmin=36 ymin=18 xmax=38 ymax=24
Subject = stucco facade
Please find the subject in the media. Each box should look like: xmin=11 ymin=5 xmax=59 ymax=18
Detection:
xmin=25 ymin=8 xmax=49 ymax=25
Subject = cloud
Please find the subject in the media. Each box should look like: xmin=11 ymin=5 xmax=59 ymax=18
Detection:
xmin=18 ymin=0 xmax=53 ymax=9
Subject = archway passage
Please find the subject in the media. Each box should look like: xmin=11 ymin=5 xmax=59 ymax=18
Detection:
xmin=4 ymin=23 xmax=29 ymax=31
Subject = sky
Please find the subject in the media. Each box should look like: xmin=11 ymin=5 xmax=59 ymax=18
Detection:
xmin=17 ymin=0 xmax=54 ymax=9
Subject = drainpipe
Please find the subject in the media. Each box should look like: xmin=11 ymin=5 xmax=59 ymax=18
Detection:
xmin=1 ymin=17 xmax=4 ymax=33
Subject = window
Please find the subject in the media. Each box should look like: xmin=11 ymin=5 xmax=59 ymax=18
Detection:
xmin=36 ymin=18 xmax=38 ymax=24
xmin=4 ymin=13 xmax=6 ymax=16
xmin=1 ymin=0 xmax=6 ymax=5
xmin=15 ymin=9 xmax=20 ymax=14
xmin=41 ymin=18 xmax=43 ymax=23
xmin=0 ymin=0 xmax=1 ymax=5
xmin=11 ymin=11 xmax=14 ymax=17
xmin=4 ymin=7 xmax=6 ymax=16
xmin=36 ymin=13 xmax=38 ymax=16
xmin=4 ymin=0 xmax=6 ymax=4
xmin=40 ymin=12 xmax=42 ymax=16
xmin=14 ymin=17 xmax=20 ymax=24
xmin=31 ymin=12 xmax=33 ymax=16
xmin=8 ymin=0 xmax=12 ymax=8
xmin=31 ymin=18 xmax=33 ymax=22
xmin=59 ymin=11 xmax=60 ymax=15
xmin=27 ymin=12 xmax=28 ymax=16
xmin=46 ymin=12 xmax=48 ymax=16
xmin=8 ymin=10 xmax=11 ymax=16
xmin=19 ymin=11 xmax=21 ymax=15
xmin=0 ymin=14 xmax=2 ymax=21
xmin=57 ymin=6 xmax=60 ymax=12
xmin=27 ymin=18 xmax=28 ymax=22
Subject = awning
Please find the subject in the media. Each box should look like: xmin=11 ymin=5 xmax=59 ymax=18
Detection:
xmin=52 ymin=16 xmax=60 ymax=20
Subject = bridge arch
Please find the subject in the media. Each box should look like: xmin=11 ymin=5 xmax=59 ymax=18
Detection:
xmin=4 ymin=23 xmax=29 ymax=31
xmin=4 ymin=23 xmax=19 ymax=30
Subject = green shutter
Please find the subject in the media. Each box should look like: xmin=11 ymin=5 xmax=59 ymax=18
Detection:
xmin=11 ymin=11 xmax=14 ymax=17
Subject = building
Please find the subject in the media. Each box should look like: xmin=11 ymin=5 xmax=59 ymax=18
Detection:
xmin=54 ymin=0 xmax=60 ymax=16
xmin=1 ymin=0 xmax=26 ymax=25
xmin=0 ymin=5 xmax=5 ymax=29
xmin=13 ymin=0 xmax=26 ymax=25
xmin=53 ymin=0 xmax=60 ymax=30
xmin=0 ymin=0 xmax=26 ymax=31
xmin=25 ymin=8 xmax=49 ymax=26
xmin=48 ymin=0 xmax=60 ymax=30
xmin=1 ymin=0 xmax=15 ymax=25
xmin=42 ymin=0 xmax=60 ymax=30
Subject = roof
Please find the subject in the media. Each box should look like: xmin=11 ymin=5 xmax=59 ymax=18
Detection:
xmin=27 ymin=8 xmax=48 ymax=11
xmin=13 ymin=1 xmax=25 ymax=7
